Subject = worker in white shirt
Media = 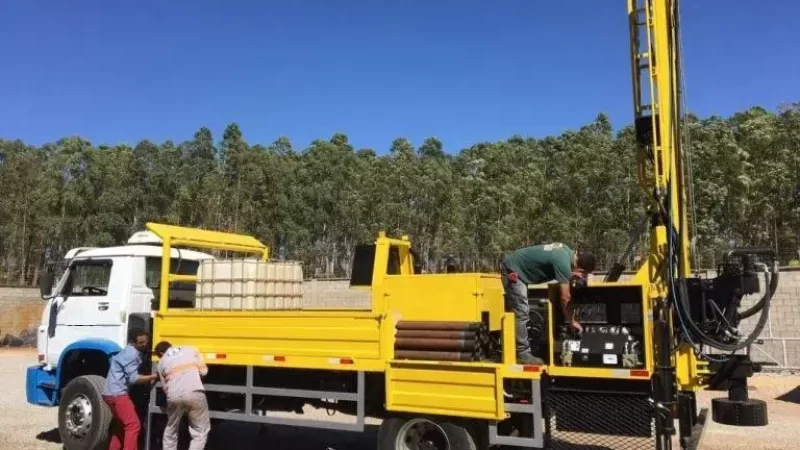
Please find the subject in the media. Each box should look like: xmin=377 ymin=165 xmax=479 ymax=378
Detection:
xmin=153 ymin=341 xmax=210 ymax=450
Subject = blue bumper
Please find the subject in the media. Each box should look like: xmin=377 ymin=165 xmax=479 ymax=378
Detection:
xmin=26 ymin=365 xmax=58 ymax=407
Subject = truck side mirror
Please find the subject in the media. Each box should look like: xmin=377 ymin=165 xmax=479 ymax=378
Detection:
xmin=39 ymin=273 xmax=54 ymax=299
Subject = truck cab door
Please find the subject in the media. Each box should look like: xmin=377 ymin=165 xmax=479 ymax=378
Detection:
xmin=46 ymin=258 xmax=123 ymax=365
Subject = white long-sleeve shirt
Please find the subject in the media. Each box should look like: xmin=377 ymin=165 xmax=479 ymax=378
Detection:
xmin=156 ymin=346 xmax=208 ymax=402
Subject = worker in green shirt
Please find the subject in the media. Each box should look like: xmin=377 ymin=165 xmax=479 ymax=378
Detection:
xmin=500 ymin=242 xmax=596 ymax=364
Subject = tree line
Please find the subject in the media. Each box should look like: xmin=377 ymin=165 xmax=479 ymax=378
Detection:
xmin=1 ymin=104 xmax=799 ymax=286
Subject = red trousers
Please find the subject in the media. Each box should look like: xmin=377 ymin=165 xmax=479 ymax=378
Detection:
xmin=103 ymin=394 xmax=141 ymax=450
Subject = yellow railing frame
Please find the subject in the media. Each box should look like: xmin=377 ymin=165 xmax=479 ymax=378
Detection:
xmin=144 ymin=222 xmax=269 ymax=316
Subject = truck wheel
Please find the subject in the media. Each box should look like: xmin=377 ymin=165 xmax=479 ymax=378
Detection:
xmin=378 ymin=416 xmax=478 ymax=450
xmin=58 ymin=375 xmax=113 ymax=450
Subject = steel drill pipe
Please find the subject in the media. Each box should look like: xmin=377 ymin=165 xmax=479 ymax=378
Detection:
xmin=395 ymin=330 xmax=477 ymax=340
xmin=394 ymin=350 xmax=475 ymax=362
xmin=395 ymin=338 xmax=477 ymax=351
xmin=395 ymin=321 xmax=481 ymax=331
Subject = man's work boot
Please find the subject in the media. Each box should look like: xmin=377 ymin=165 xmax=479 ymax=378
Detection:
xmin=516 ymin=352 xmax=544 ymax=365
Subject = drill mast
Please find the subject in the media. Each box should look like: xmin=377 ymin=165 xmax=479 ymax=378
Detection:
xmin=629 ymin=0 xmax=691 ymax=283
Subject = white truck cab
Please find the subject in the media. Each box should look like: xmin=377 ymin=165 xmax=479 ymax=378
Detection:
xmin=26 ymin=230 xmax=212 ymax=449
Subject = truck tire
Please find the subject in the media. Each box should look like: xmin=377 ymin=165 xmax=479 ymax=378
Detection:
xmin=378 ymin=416 xmax=479 ymax=450
xmin=58 ymin=375 xmax=114 ymax=450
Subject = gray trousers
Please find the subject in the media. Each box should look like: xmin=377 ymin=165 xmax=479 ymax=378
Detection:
xmin=500 ymin=264 xmax=531 ymax=356
xmin=163 ymin=391 xmax=210 ymax=450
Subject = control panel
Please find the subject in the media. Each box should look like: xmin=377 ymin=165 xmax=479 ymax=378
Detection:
xmin=549 ymin=284 xmax=649 ymax=370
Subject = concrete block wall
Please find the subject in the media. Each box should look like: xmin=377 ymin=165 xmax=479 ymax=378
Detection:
xmin=300 ymin=279 xmax=370 ymax=309
xmin=744 ymin=268 xmax=800 ymax=369
xmin=0 ymin=287 xmax=44 ymax=337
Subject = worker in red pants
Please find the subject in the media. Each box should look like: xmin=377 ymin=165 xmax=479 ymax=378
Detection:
xmin=102 ymin=328 xmax=158 ymax=450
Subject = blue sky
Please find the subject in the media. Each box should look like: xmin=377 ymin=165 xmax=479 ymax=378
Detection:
xmin=1 ymin=1 xmax=797 ymax=153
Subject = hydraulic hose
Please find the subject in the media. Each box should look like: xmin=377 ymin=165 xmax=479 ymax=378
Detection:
xmin=664 ymin=193 xmax=776 ymax=352
xmin=670 ymin=235 xmax=776 ymax=352
xmin=675 ymin=274 xmax=771 ymax=352
xmin=738 ymin=261 xmax=779 ymax=320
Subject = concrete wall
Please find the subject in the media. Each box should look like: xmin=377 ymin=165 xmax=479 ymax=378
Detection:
xmin=0 ymin=287 xmax=43 ymax=337
xmin=300 ymin=279 xmax=369 ymax=309
xmin=738 ymin=268 xmax=800 ymax=369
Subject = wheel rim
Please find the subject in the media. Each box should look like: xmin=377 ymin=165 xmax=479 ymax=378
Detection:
xmin=64 ymin=394 xmax=93 ymax=439
xmin=395 ymin=418 xmax=450 ymax=450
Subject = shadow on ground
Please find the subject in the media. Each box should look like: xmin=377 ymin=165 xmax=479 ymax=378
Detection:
xmin=36 ymin=428 xmax=61 ymax=444
xmin=227 ymin=424 xmax=377 ymax=450
xmin=149 ymin=422 xmax=380 ymax=450
xmin=208 ymin=423 xmax=379 ymax=450
xmin=775 ymin=386 xmax=800 ymax=404
xmin=34 ymin=422 xmax=378 ymax=450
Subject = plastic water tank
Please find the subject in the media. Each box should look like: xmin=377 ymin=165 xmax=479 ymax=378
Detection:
xmin=196 ymin=259 xmax=304 ymax=310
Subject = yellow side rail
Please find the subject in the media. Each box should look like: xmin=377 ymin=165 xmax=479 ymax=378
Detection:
xmin=145 ymin=222 xmax=269 ymax=315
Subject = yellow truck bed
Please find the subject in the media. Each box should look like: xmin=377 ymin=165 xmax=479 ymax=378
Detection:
xmin=155 ymin=309 xmax=389 ymax=371
xmin=154 ymin=307 xmax=537 ymax=423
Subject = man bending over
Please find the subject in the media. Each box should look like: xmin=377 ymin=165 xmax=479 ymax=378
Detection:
xmin=154 ymin=341 xmax=210 ymax=450
xmin=500 ymin=242 xmax=596 ymax=364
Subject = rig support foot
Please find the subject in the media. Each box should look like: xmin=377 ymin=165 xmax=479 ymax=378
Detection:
xmin=708 ymin=355 xmax=768 ymax=427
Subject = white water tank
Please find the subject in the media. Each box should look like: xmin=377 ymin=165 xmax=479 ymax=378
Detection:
xmin=196 ymin=259 xmax=304 ymax=310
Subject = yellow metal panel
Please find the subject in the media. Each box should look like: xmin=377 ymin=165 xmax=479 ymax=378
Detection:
xmin=546 ymin=366 xmax=651 ymax=380
xmin=478 ymin=275 xmax=504 ymax=331
xmin=155 ymin=312 xmax=384 ymax=370
xmin=502 ymin=313 xmax=516 ymax=366
xmin=676 ymin=343 xmax=709 ymax=391
xmin=392 ymin=366 xmax=495 ymax=386
xmin=181 ymin=336 xmax=379 ymax=357
xmin=380 ymin=311 xmax=400 ymax=361
xmin=160 ymin=309 xmax=380 ymax=318
xmin=386 ymin=362 xmax=505 ymax=420
xmin=159 ymin=237 xmax=172 ymax=315
xmin=370 ymin=231 xmax=414 ymax=314
xmin=382 ymin=274 xmax=483 ymax=323
xmin=499 ymin=311 xmax=544 ymax=380
xmin=202 ymin=354 xmax=386 ymax=372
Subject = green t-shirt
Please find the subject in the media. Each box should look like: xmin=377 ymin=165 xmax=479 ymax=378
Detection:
xmin=503 ymin=243 xmax=574 ymax=285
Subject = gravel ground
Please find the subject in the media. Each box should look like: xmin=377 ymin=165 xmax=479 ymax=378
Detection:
xmin=2 ymin=349 xmax=799 ymax=450
xmin=693 ymin=372 xmax=800 ymax=450
xmin=0 ymin=349 xmax=378 ymax=450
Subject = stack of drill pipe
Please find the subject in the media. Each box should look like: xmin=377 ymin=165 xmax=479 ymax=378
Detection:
xmin=394 ymin=321 xmax=488 ymax=362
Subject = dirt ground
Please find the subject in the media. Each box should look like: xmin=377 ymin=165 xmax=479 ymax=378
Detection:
xmin=694 ymin=372 xmax=800 ymax=450
xmin=2 ymin=348 xmax=799 ymax=450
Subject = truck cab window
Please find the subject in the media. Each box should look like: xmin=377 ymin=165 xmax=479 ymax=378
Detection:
xmin=62 ymin=260 xmax=112 ymax=297
xmin=145 ymin=257 xmax=201 ymax=308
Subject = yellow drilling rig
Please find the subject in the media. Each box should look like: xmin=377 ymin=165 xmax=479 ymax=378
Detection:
xmin=29 ymin=1 xmax=778 ymax=450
